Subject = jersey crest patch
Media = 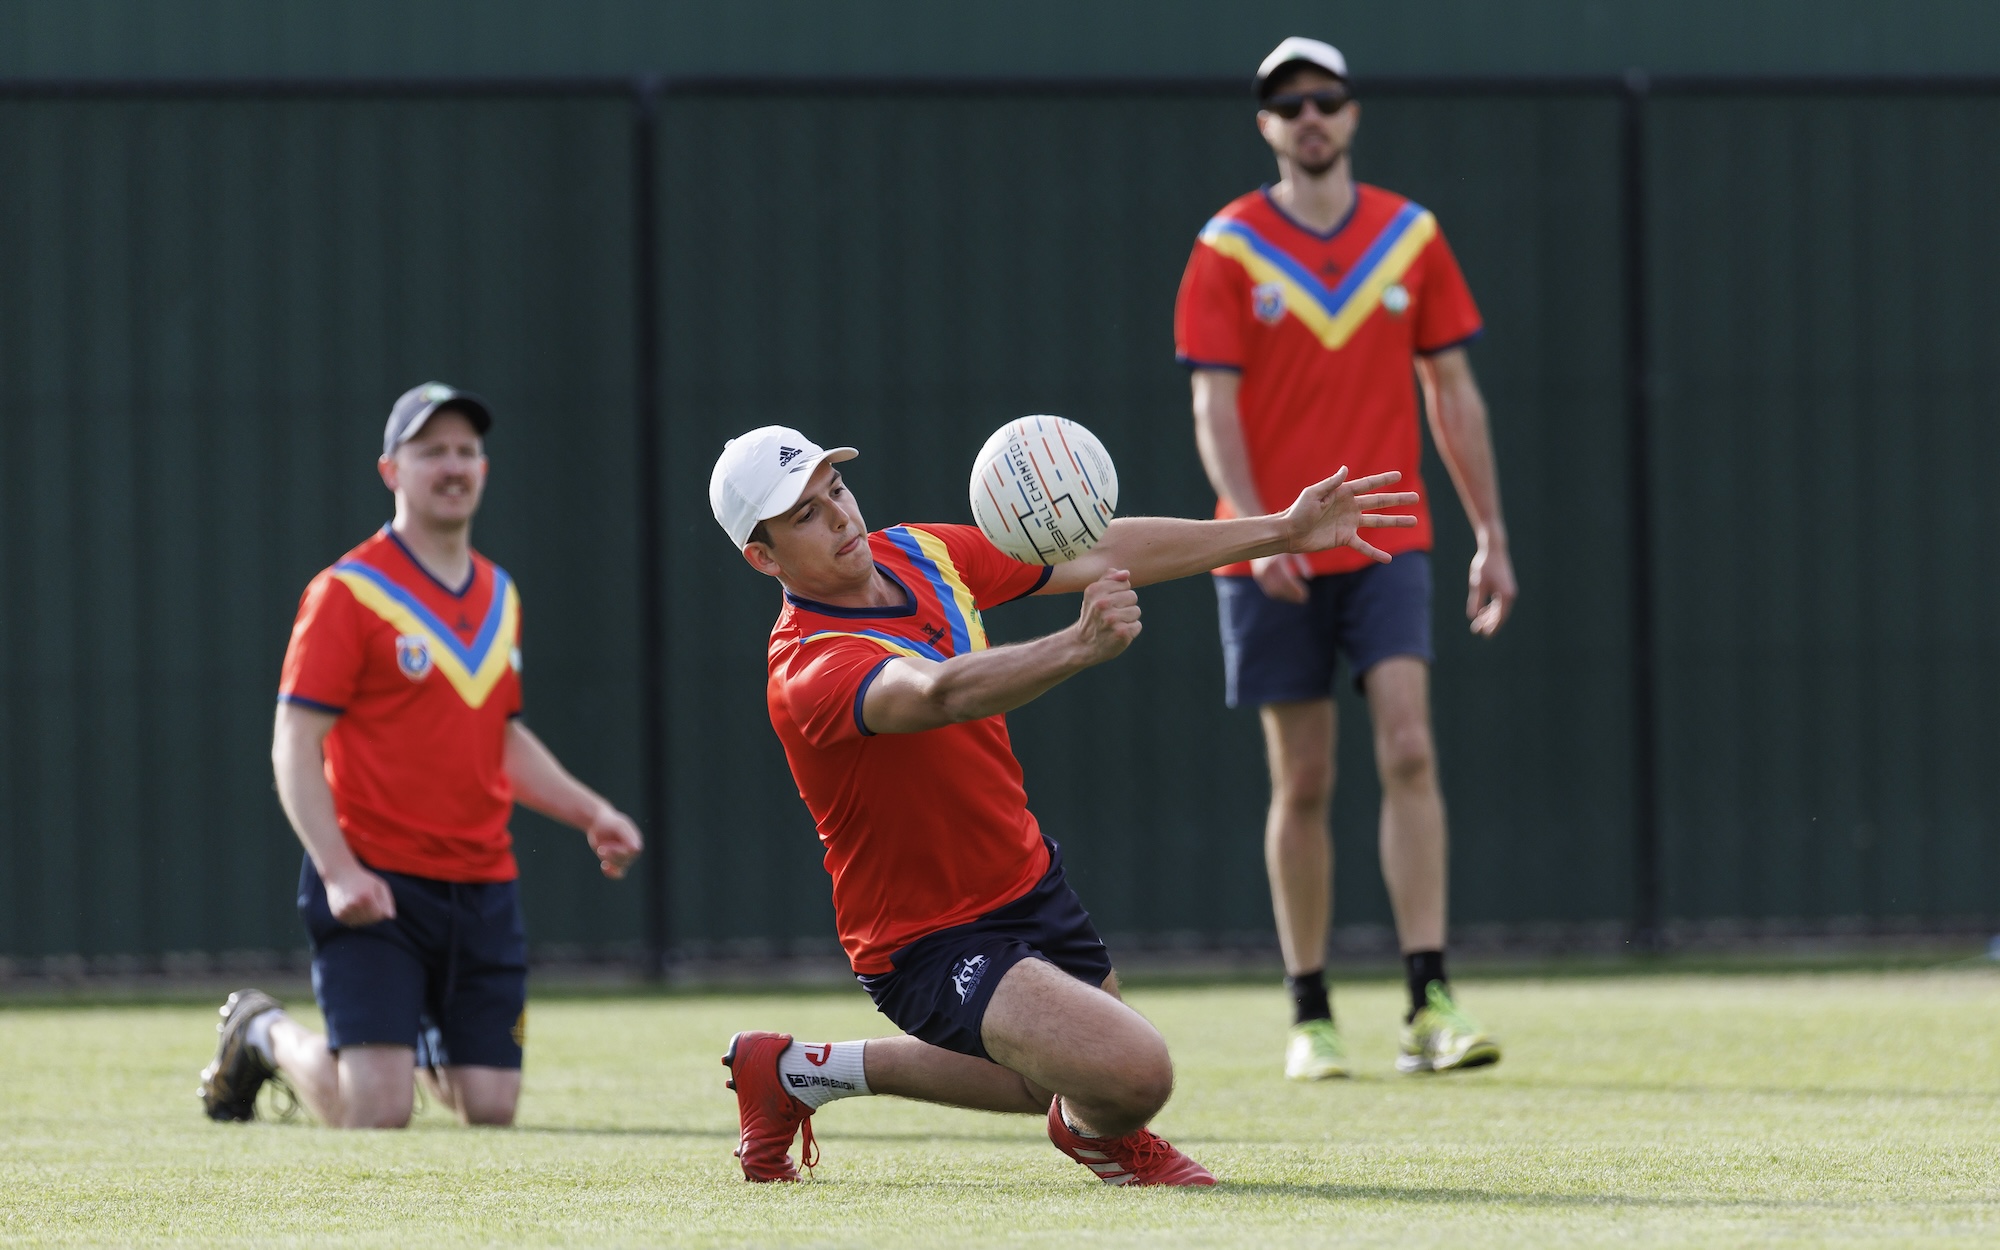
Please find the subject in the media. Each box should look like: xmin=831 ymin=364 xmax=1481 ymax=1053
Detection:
xmin=332 ymin=559 xmax=520 ymax=708
xmin=1252 ymin=281 xmax=1287 ymax=325
xmin=396 ymin=635 xmax=433 ymax=681
xmin=1382 ymin=282 xmax=1410 ymax=315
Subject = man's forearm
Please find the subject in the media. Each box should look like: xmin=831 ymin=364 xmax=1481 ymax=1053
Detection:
xmin=505 ymin=722 xmax=611 ymax=830
xmin=1191 ymin=374 xmax=1266 ymax=519
xmin=272 ymin=731 xmax=362 ymax=878
xmin=1082 ymin=513 xmax=1291 ymax=588
xmin=867 ymin=629 xmax=1099 ymax=733
xmin=918 ymin=630 xmax=1098 ymax=724
xmin=1424 ymin=360 xmax=1508 ymax=546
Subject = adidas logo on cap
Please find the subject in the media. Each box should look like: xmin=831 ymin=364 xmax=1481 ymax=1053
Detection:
xmin=777 ymin=446 xmax=804 ymax=467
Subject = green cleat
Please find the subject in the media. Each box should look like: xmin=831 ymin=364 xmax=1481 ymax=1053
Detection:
xmin=1398 ymin=981 xmax=1501 ymax=1074
xmin=1284 ymin=1017 xmax=1351 ymax=1080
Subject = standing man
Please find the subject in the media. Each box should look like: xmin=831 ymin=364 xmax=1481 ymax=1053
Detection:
xmin=197 ymin=382 xmax=644 ymax=1128
xmin=1174 ymin=37 xmax=1516 ymax=1081
xmin=710 ymin=426 xmax=1415 ymax=1183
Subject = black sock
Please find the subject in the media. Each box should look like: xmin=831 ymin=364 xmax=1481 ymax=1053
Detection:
xmin=1286 ymin=969 xmax=1332 ymax=1025
xmin=1404 ymin=950 xmax=1446 ymax=1020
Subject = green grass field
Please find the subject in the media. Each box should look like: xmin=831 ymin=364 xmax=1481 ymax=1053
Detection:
xmin=2 ymin=966 xmax=1996 ymax=1247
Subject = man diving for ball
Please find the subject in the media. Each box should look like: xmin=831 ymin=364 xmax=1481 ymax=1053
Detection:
xmin=710 ymin=425 xmax=1415 ymax=1185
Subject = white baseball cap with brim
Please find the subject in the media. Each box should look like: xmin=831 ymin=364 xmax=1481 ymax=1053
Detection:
xmin=1256 ymin=36 xmax=1349 ymax=98
xmin=710 ymin=425 xmax=859 ymax=547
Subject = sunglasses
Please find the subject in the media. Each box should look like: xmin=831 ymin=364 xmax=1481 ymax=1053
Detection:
xmin=1263 ymin=90 xmax=1353 ymax=120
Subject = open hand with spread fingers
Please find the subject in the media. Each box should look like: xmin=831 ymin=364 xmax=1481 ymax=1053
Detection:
xmin=1281 ymin=468 xmax=1421 ymax=564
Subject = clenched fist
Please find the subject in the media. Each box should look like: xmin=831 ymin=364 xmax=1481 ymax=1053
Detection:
xmin=1072 ymin=568 xmax=1143 ymax=664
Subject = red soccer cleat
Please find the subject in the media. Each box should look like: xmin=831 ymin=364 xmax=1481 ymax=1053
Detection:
xmin=722 ymin=1030 xmax=818 ymax=1182
xmin=1046 ymin=1096 xmax=1215 ymax=1186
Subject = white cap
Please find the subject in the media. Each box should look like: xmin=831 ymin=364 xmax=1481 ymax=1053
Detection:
xmin=1256 ymin=37 xmax=1349 ymax=97
xmin=709 ymin=426 xmax=859 ymax=547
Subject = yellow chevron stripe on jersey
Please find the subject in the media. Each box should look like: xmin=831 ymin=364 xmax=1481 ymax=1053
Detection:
xmin=1198 ymin=203 xmax=1437 ymax=351
xmin=332 ymin=569 xmax=521 ymax=708
xmin=800 ymin=629 xmax=943 ymax=662
xmin=897 ymin=525 xmax=990 ymax=652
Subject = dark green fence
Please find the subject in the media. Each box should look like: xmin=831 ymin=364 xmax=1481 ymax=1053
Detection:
xmin=0 ymin=77 xmax=1993 ymax=970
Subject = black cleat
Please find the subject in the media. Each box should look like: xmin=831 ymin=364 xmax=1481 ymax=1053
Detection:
xmin=198 ymin=989 xmax=284 ymax=1122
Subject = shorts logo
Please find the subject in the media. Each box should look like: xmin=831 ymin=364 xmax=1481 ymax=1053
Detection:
xmin=395 ymin=635 xmax=433 ymax=681
xmin=804 ymin=1043 xmax=832 ymax=1067
xmin=950 ymin=954 xmax=990 ymax=1004
xmin=1381 ymin=282 xmax=1410 ymax=315
xmin=512 ymin=1008 xmax=527 ymax=1049
xmin=1252 ymin=282 xmax=1286 ymax=325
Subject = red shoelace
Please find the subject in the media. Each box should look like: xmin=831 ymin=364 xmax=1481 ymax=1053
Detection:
xmin=797 ymin=1114 xmax=820 ymax=1174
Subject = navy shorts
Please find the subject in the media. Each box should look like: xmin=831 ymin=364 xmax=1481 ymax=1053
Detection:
xmin=857 ymin=839 xmax=1113 ymax=1062
xmin=297 ymin=857 xmax=529 ymax=1069
xmin=1215 ymin=551 xmax=1434 ymax=707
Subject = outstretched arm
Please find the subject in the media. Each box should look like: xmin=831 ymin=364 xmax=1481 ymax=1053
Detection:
xmin=862 ymin=570 xmax=1140 ymax=734
xmin=504 ymin=720 xmax=644 ymax=879
xmin=1418 ymin=347 xmax=1516 ymax=635
xmin=1038 ymin=468 xmax=1420 ymax=596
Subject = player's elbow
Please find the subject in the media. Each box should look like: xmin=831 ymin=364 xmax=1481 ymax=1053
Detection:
xmin=866 ymin=671 xmax=976 ymax=733
xmin=270 ymin=725 xmax=309 ymax=775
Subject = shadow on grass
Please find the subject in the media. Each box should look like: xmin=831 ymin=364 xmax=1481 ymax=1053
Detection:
xmin=513 ymin=1124 xmax=734 ymax=1140
xmin=1512 ymin=1079 xmax=2000 ymax=1102
xmin=515 ymin=1124 xmax=1042 ymax=1146
xmin=1209 ymin=1180 xmax=1994 ymax=1210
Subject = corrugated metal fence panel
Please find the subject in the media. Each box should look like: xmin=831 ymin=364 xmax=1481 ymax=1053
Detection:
xmin=0 ymin=97 xmax=643 ymax=962
xmin=7 ymin=1 xmax=2000 ymax=79
xmin=654 ymin=91 xmax=1634 ymax=948
xmin=6 ymin=85 xmax=1993 ymax=964
xmin=1355 ymin=97 xmax=1634 ymax=931
xmin=1649 ymin=95 xmax=2000 ymax=928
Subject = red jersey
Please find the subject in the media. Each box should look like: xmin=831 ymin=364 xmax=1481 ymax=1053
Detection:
xmin=766 ymin=524 xmax=1053 ymax=974
xmin=1174 ymin=184 xmax=1483 ymax=576
xmin=278 ymin=526 xmax=524 ymax=883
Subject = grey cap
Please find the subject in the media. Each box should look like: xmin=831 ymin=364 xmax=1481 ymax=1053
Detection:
xmin=383 ymin=382 xmax=493 ymax=456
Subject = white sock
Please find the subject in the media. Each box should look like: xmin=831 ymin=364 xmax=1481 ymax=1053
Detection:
xmin=775 ymin=1040 xmax=871 ymax=1110
xmin=244 ymin=1010 xmax=285 ymax=1067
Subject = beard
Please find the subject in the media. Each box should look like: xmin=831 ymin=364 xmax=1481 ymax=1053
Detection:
xmin=1293 ymin=140 xmax=1346 ymax=178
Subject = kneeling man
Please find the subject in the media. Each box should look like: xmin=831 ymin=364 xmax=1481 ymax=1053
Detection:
xmin=198 ymin=383 xmax=643 ymax=1128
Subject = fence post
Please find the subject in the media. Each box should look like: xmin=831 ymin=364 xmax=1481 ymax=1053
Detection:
xmin=1621 ymin=70 xmax=1664 ymax=952
xmin=632 ymin=75 xmax=671 ymax=978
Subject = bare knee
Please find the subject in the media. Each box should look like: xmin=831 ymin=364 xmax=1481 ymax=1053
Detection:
xmin=430 ymin=1067 xmax=521 ymax=1127
xmin=459 ymin=1097 xmax=517 ymax=1127
xmin=339 ymin=1100 xmax=413 ymax=1130
xmin=1085 ymin=1031 xmax=1174 ymax=1135
xmin=332 ymin=1046 xmax=416 ymax=1129
xmin=1261 ymin=703 xmax=1335 ymax=816
xmin=1377 ymin=725 xmax=1436 ymax=790
xmin=1272 ymin=754 xmax=1334 ymax=814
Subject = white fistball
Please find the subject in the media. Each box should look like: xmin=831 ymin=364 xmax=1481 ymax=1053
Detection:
xmin=969 ymin=416 xmax=1119 ymax=565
